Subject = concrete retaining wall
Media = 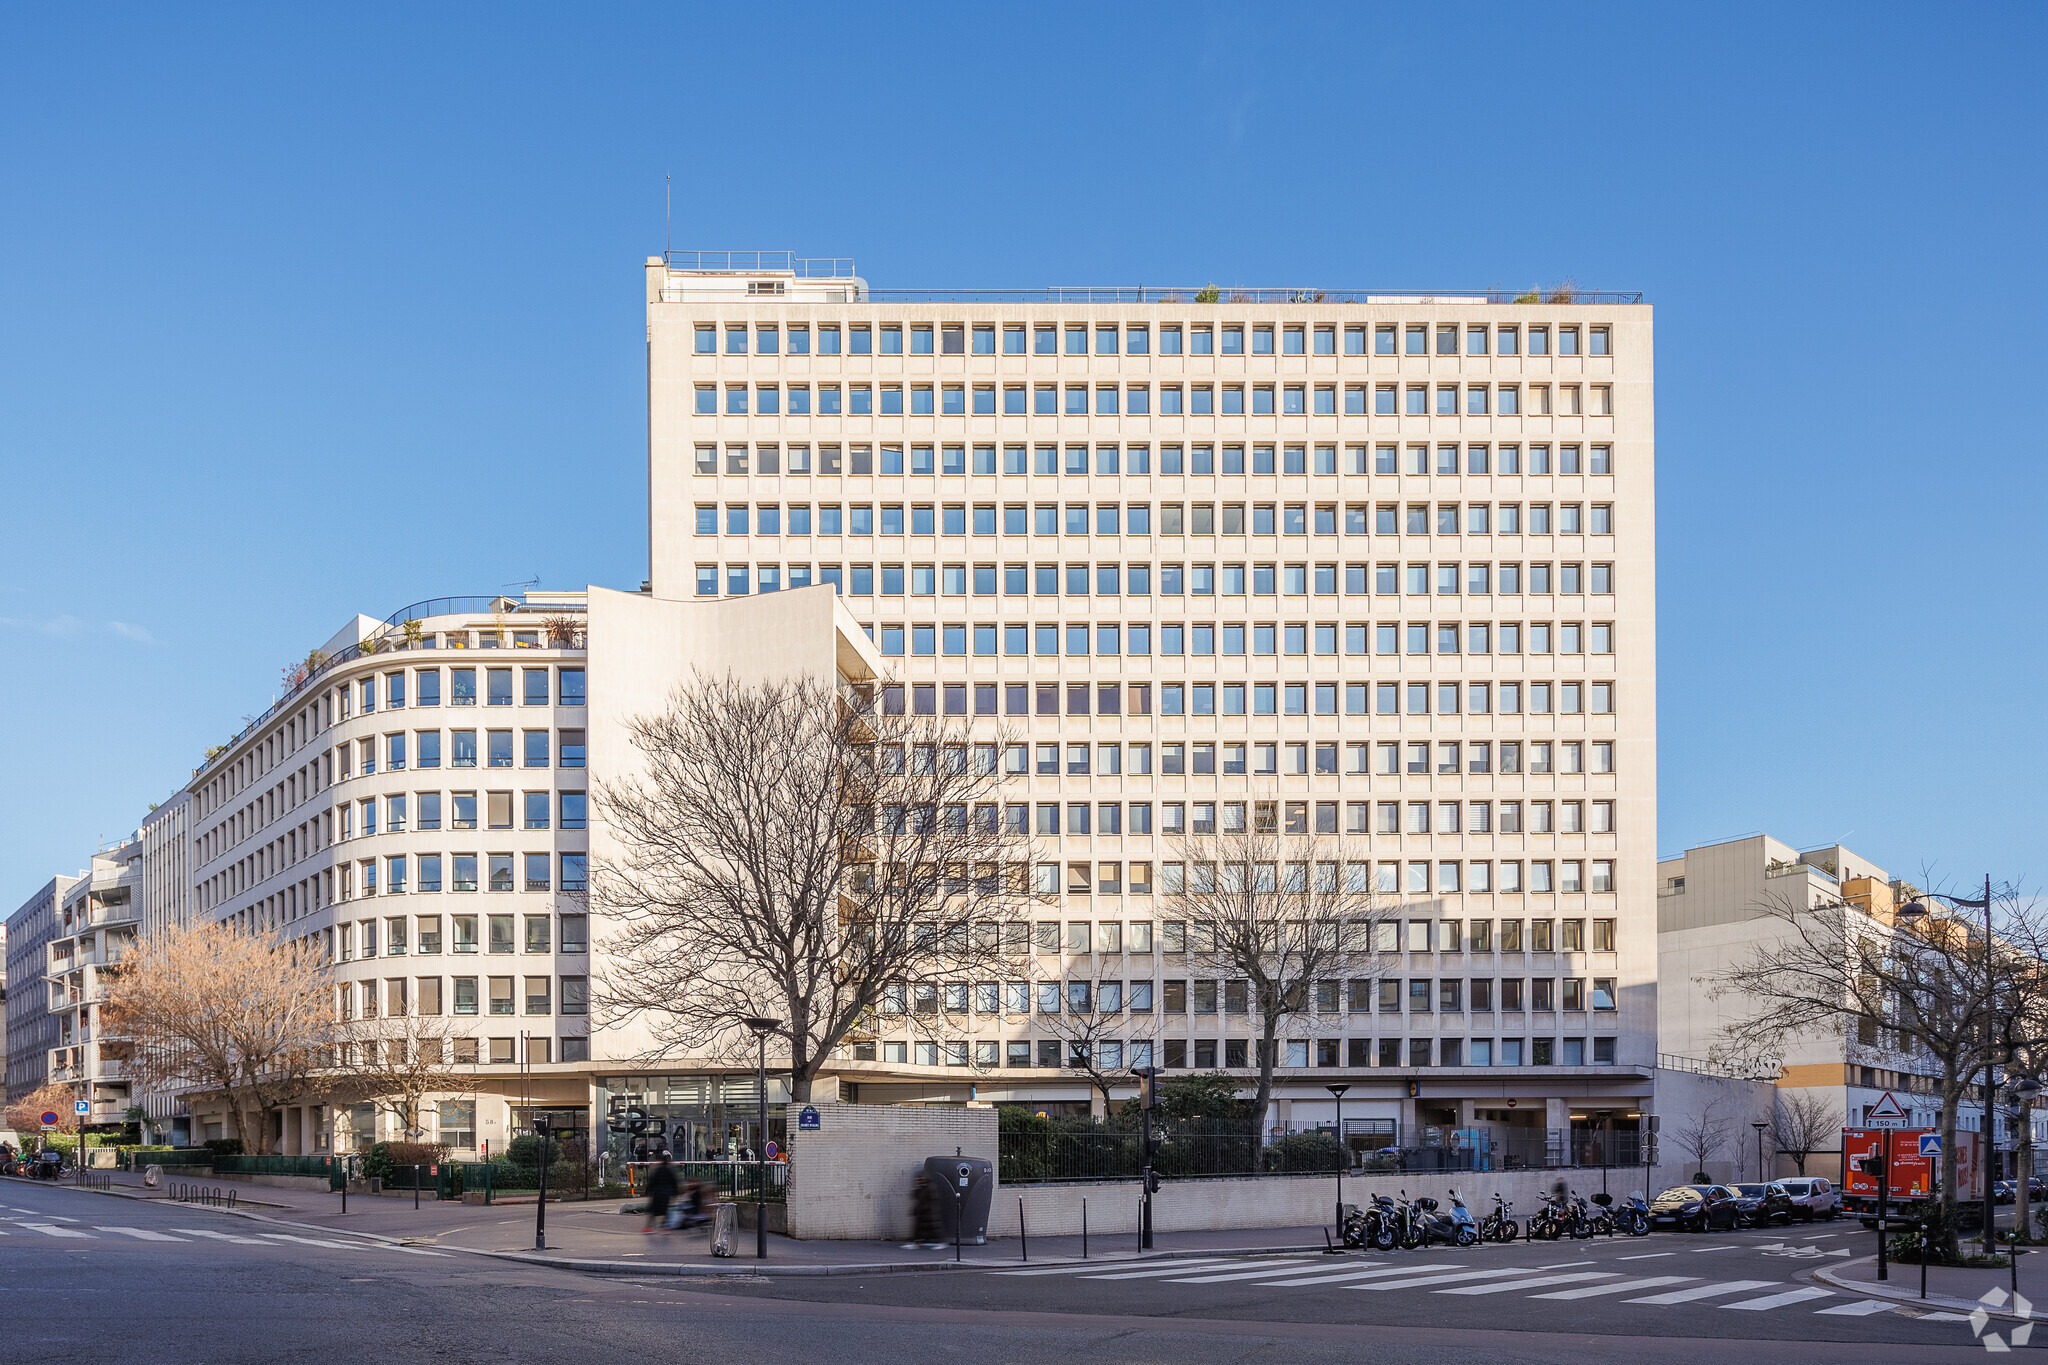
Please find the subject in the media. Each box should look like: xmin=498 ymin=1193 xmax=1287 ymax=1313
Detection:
xmin=784 ymin=1102 xmax=998 ymax=1241
xmin=992 ymin=1158 xmax=1723 ymax=1239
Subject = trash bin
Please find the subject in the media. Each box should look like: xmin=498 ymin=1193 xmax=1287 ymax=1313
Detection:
xmin=709 ymin=1200 xmax=739 ymax=1257
xmin=922 ymin=1156 xmax=994 ymax=1245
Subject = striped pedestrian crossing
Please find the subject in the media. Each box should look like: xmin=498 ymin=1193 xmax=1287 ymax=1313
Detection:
xmin=980 ymin=1255 xmax=1895 ymax=1319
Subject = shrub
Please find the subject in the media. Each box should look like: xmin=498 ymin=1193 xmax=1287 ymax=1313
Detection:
xmin=1263 ymin=1131 xmax=1346 ymax=1174
xmin=382 ymin=1141 xmax=449 ymax=1171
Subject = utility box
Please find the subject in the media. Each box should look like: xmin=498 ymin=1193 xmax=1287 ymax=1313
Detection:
xmin=923 ymin=1156 xmax=994 ymax=1244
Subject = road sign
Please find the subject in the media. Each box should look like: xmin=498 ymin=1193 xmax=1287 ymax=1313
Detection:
xmin=1866 ymin=1091 xmax=1910 ymax=1128
xmin=39 ymin=1111 xmax=58 ymax=1129
xmin=797 ymin=1105 xmax=820 ymax=1131
xmin=1919 ymin=1133 xmax=1942 ymax=1158
xmin=763 ymin=1141 xmax=780 ymax=1161
xmin=74 ymin=1100 xmax=90 ymax=1116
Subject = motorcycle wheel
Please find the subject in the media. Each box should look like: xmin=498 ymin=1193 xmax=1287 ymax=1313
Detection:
xmin=1500 ymin=1218 xmax=1519 ymax=1243
xmin=1629 ymin=1213 xmax=1650 ymax=1236
xmin=1456 ymin=1225 xmax=1479 ymax=1247
xmin=1569 ymin=1221 xmax=1593 ymax=1240
xmin=1371 ymin=1220 xmax=1397 ymax=1252
xmin=1400 ymin=1223 xmax=1426 ymax=1250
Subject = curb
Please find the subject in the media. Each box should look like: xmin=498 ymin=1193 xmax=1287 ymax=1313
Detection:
xmin=1814 ymin=1254 xmax=2039 ymax=1322
xmin=2 ymin=1179 xmax=1332 ymax=1277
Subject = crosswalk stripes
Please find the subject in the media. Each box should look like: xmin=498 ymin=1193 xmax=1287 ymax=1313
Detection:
xmin=978 ymin=1254 xmax=1898 ymax=1319
xmin=1529 ymin=1276 xmax=1694 ymax=1300
xmin=1624 ymin=1279 xmax=1777 ymax=1304
xmin=10 ymin=1223 xmax=90 ymax=1238
xmin=1724 ymin=1287 xmax=1833 ymax=1311
xmin=183 ymin=1228 xmax=273 ymax=1245
xmin=95 ymin=1227 xmax=190 ymax=1241
xmin=1437 ymin=1272 xmax=1617 ymax=1296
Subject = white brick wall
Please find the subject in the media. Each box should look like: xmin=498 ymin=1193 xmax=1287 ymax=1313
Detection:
xmin=784 ymin=1102 xmax=998 ymax=1241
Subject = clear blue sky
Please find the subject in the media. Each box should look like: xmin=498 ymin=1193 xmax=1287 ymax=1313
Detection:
xmin=3 ymin=6 xmax=2042 ymax=900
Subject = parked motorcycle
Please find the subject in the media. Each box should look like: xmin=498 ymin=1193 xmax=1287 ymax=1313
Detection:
xmin=1442 ymin=1190 xmax=1482 ymax=1247
xmin=1479 ymin=1193 xmax=1519 ymax=1243
xmin=1343 ymin=1193 xmax=1400 ymax=1251
xmin=1580 ymin=1192 xmax=1615 ymax=1238
xmin=1612 ymin=1191 xmax=1652 ymax=1236
xmin=1527 ymin=1191 xmax=1570 ymax=1240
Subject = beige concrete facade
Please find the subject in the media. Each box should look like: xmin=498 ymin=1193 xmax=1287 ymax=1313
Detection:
xmin=643 ymin=257 xmax=1660 ymax=1154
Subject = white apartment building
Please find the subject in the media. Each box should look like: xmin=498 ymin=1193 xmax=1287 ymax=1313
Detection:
xmin=1659 ymin=832 xmax=2036 ymax=1179
xmin=45 ymin=841 xmax=143 ymax=1127
xmin=644 ymin=253 xmax=1658 ymax=1157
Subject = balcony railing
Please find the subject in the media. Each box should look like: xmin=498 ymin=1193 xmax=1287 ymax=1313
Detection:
xmin=664 ymin=250 xmax=856 ymax=278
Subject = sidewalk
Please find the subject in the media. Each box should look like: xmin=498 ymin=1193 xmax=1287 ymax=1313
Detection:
xmin=1817 ymin=1246 xmax=2048 ymax=1323
xmin=7 ymin=1172 xmax=1332 ymax=1276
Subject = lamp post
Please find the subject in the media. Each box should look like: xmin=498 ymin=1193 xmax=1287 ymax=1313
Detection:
xmin=1752 ymin=1121 xmax=1768 ymax=1182
xmin=1897 ymin=875 xmax=1997 ymax=1250
xmin=741 ymin=1016 xmax=781 ymax=1261
xmin=531 ymin=1113 xmax=551 ymax=1251
xmin=1327 ymin=1084 xmax=1351 ymax=1242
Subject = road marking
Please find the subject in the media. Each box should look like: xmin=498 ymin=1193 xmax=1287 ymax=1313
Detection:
xmin=1257 ymin=1266 xmax=1404 ymax=1287
xmin=1538 ymin=1260 xmax=1596 ymax=1269
xmin=258 ymin=1233 xmax=363 ymax=1250
xmin=1616 ymin=1252 xmax=1675 ymax=1260
xmin=12 ymin=1223 xmax=92 ymax=1238
xmin=395 ymin=1247 xmax=451 ymax=1257
xmin=1158 ymin=1261 xmax=1323 ymax=1284
xmin=1724 ymin=1286 xmax=1833 ymax=1311
xmin=1624 ymin=1279 xmax=1778 ymax=1304
xmin=1041 ymin=1258 xmax=1243 ymax=1279
xmin=1528 ymin=1276 xmax=1694 ymax=1300
xmin=1815 ymin=1299 xmax=1897 ymax=1316
xmin=1803 ymin=1232 xmax=1847 ymax=1240
xmin=1437 ymin=1272 xmax=1618 ymax=1295
xmin=95 ymin=1227 xmax=190 ymax=1242
xmin=182 ymin=1229 xmax=271 ymax=1245
xmin=1690 ymin=1244 xmax=1737 ymax=1252
xmin=1920 ymin=1312 xmax=1973 ymax=1321
xmin=1354 ymin=1268 xmax=1537 ymax=1291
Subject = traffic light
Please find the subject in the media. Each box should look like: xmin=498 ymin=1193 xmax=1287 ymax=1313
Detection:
xmin=1858 ymin=1156 xmax=1884 ymax=1177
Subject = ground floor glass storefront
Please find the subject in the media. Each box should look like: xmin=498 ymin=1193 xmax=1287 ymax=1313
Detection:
xmin=595 ymin=1074 xmax=790 ymax=1163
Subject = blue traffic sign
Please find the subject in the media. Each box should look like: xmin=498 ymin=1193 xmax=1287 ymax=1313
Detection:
xmin=1919 ymin=1133 xmax=1942 ymax=1158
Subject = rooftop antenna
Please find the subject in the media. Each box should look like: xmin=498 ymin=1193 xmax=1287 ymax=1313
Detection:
xmin=665 ymin=173 xmax=672 ymax=257
xmin=503 ymin=576 xmax=541 ymax=591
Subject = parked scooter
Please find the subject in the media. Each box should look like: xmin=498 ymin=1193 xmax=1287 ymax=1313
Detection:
xmin=1479 ymin=1192 xmax=1520 ymax=1243
xmin=1401 ymin=1191 xmax=1480 ymax=1249
xmin=1581 ymin=1192 xmax=1615 ymax=1238
xmin=1614 ymin=1191 xmax=1652 ymax=1236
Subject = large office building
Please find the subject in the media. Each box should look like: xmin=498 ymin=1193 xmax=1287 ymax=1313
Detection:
xmin=6 ymin=875 xmax=75 ymax=1102
xmin=645 ymin=254 xmax=1657 ymax=1155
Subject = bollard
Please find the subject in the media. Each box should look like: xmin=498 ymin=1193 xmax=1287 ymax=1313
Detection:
xmin=1019 ymin=1197 xmax=1028 ymax=1262
xmin=1921 ymin=1227 xmax=1928 ymax=1300
xmin=1082 ymin=1198 xmax=1089 ymax=1259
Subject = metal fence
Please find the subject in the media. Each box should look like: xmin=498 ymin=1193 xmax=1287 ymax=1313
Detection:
xmin=625 ymin=1160 xmax=787 ymax=1202
xmin=1001 ymin=1122 xmax=1345 ymax=1184
xmin=214 ymin=1154 xmax=340 ymax=1178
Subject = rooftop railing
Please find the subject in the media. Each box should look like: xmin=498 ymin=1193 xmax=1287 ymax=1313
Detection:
xmin=859 ymin=286 xmax=1645 ymax=305
xmin=663 ymin=250 xmax=857 ymax=278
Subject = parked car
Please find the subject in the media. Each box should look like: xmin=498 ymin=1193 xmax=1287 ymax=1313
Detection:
xmin=1778 ymin=1177 xmax=1839 ymax=1221
xmin=1731 ymin=1182 xmax=1797 ymax=1226
xmin=1993 ymin=1181 xmax=2017 ymax=1205
xmin=1648 ymin=1184 xmax=1743 ymax=1233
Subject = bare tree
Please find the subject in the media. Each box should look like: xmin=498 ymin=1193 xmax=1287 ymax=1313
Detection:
xmin=1671 ymin=1094 xmax=1730 ymax=1180
xmin=1026 ymin=972 xmax=1160 ymax=1116
xmin=1165 ymin=810 xmax=1388 ymax=1134
xmin=1711 ymin=882 xmax=2048 ymax=1256
xmin=101 ymin=921 xmax=335 ymax=1155
xmin=332 ymin=1012 xmax=476 ymax=1147
xmin=593 ymin=673 xmax=1034 ymax=1102
xmin=1770 ymin=1088 xmax=1838 ymax=1177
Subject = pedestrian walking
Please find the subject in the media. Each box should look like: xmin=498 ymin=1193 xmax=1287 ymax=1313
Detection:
xmin=903 ymin=1171 xmax=944 ymax=1249
xmin=643 ymin=1155 xmax=679 ymax=1233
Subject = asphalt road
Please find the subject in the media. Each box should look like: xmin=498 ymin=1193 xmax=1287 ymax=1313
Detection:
xmin=0 ymin=1182 xmax=2006 ymax=1364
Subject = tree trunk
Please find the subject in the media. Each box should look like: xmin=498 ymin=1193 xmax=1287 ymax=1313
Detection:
xmin=1791 ymin=1153 xmax=1807 ymax=1176
xmin=1252 ymin=1013 xmax=1281 ymax=1142
xmin=1936 ymin=1084 xmax=1962 ymax=1260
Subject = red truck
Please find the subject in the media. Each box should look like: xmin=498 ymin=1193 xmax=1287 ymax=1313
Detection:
xmin=1841 ymin=1127 xmax=1985 ymax=1225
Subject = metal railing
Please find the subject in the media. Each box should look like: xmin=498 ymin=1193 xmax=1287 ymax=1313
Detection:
xmin=861 ymin=286 xmax=1645 ymax=305
xmin=1659 ymin=1052 xmax=1780 ymax=1080
xmin=664 ymin=251 xmax=856 ymax=278
xmin=214 ymin=1154 xmax=338 ymax=1178
xmin=169 ymin=1183 xmax=237 ymax=1207
xmin=624 ymin=1160 xmax=786 ymax=1202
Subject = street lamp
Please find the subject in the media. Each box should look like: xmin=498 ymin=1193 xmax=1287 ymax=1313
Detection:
xmin=1896 ymin=875 xmax=1997 ymax=1249
xmin=1752 ymin=1121 xmax=1768 ymax=1183
xmin=741 ymin=1016 xmax=781 ymax=1261
xmin=1327 ymin=1084 xmax=1351 ymax=1246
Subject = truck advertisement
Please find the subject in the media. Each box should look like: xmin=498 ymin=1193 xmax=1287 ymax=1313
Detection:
xmin=1841 ymin=1127 xmax=1983 ymax=1217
